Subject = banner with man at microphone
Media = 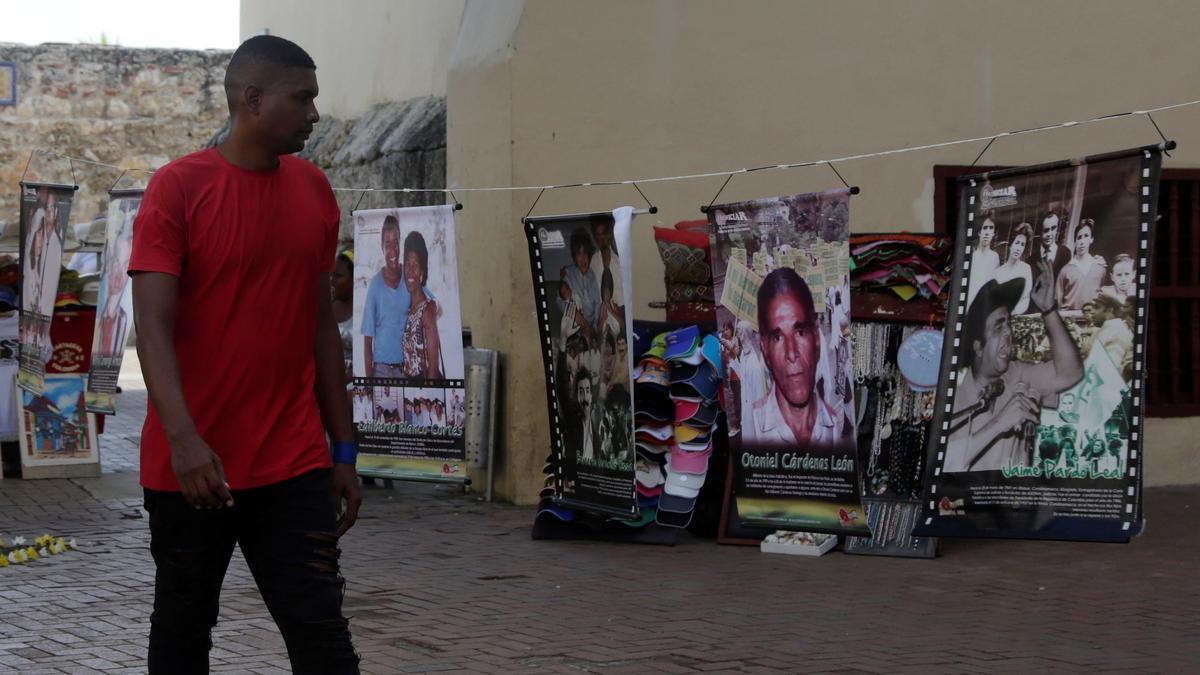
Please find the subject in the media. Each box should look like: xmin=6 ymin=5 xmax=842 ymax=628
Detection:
xmin=914 ymin=145 xmax=1163 ymax=542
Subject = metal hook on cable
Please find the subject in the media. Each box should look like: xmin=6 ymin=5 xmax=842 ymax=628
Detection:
xmin=107 ymin=169 xmax=130 ymax=193
xmin=522 ymin=187 xmax=547 ymax=223
xmin=19 ymin=149 xmax=35 ymax=186
xmin=629 ymin=182 xmax=657 ymax=214
xmin=969 ymin=136 xmax=998 ymax=170
xmin=1144 ymin=113 xmax=1173 ymax=157
xmin=351 ymin=189 xmax=370 ymax=214
xmin=700 ymin=173 xmax=736 ymax=214
xmin=826 ymin=162 xmax=861 ymax=195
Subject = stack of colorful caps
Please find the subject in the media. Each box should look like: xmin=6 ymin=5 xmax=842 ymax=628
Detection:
xmin=536 ymin=485 xmax=577 ymax=525
xmin=536 ymin=453 xmax=576 ymax=524
xmin=656 ymin=326 xmax=722 ymax=528
xmin=632 ymin=333 xmax=671 ymax=525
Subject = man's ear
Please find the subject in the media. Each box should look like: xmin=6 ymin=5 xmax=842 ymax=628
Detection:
xmin=243 ymin=84 xmax=264 ymax=114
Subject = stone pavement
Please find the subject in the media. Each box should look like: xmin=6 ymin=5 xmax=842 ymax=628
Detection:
xmin=2 ymin=382 xmax=1198 ymax=673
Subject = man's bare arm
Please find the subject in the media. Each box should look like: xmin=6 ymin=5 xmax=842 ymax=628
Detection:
xmin=315 ymin=276 xmax=355 ymax=444
xmin=132 ymin=272 xmax=233 ymax=509
xmin=1029 ymin=258 xmax=1084 ymax=393
xmin=314 ymin=274 xmax=361 ymax=535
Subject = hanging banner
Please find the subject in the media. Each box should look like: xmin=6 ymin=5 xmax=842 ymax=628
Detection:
xmin=351 ymin=205 xmax=467 ymax=481
xmin=86 ymin=189 xmax=143 ymax=414
xmin=19 ymin=373 xmax=99 ymax=471
xmin=525 ymin=209 xmax=638 ymax=518
xmin=915 ymin=145 xmax=1163 ymax=542
xmin=18 ymin=182 xmax=74 ymax=394
xmin=0 ymin=311 xmax=18 ymax=443
xmin=710 ymin=190 xmax=869 ymax=536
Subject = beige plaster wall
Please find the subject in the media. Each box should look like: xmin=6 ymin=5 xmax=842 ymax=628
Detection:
xmin=445 ymin=1 xmax=526 ymax=500
xmin=1143 ymin=418 xmax=1200 ymax=487
xmin=448 ymin=0 xmax=1200 ymax=502
xmin=504 ymin=0 xmax=1200 ymax=318
xmin=240 ymin=0 xmax=1200 ymax=501
xmin=239 ymin=0 xmax=465 ymax=119
xmin=0 ymin=43 xmax=229 ymax=228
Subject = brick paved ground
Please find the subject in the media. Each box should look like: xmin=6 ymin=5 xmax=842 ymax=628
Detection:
xmin=2 ymin=373 xmax=1198 ymax=673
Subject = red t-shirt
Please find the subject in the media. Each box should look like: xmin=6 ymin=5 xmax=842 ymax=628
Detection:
xmin=129 ymin=148 xmax=340 ymax=491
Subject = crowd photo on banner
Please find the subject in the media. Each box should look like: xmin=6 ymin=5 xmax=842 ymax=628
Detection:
xmin=919 ymin=147 xmax=1159 ymax=541
xmin=527 ymin=211 xmax=637 ymax=515
xmin=350 ymin=205 xmax=467 ymax=480
xmin=709 ymin=190 xmax=869 ymax=535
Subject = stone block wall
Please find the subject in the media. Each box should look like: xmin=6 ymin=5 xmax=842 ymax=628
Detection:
xmin=303 ymin=96 xmax=448 ymax=243
xmin=0 ymin=43 xmax=446 ymax=246
xmin=0 ymin=43 xmax=231 ymax=229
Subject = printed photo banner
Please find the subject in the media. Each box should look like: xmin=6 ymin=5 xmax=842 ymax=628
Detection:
xmin=525 ymin=208 xmax=638 ymax=518
xmin=710 ymin=189 xmax=869 ymax=536
xmin=20 ymin=373 xmax=99 ymax=471
xmin=915 ymin=145 xmax=1163 ymax=542
xmin=351 ymin=205 xmax=467 ymax=482
xmin=86 ymin=189 xmax=143 ymax=414
xmin=18 ymin=182 xmax=74 ymax=395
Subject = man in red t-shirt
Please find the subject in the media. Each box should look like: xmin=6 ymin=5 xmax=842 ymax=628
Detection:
xmin=130 ymin=35 xmax=360 ymax=674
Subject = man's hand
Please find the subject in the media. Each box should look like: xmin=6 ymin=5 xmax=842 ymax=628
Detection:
xmin=576 ymin=309 xmax=594 ymax=340
xmin=332 ymin=464 xmax=362 ymax=536
xmin=1029 ymin=258 xmax=1057 ymax=314
xmin=170 ymin=434 xmax=234 ymax=509
xmin=990 ymin=392 xmax=1039 ymax=437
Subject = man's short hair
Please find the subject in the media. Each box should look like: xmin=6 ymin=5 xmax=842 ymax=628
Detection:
xmin=381 ymin=215 xmax=400 ymax=243
xmin=756 ymin=268 xmax=816 ymax=336
xmin=1112 ymin=252 xmax=1135 ymax=271
xmin=569 ymin=228 xmax=596 ymax=259
xmin=575 ymin=366 xmax=593 ymax=393
xmin=224 ymin=35 xmax=316 ymax=111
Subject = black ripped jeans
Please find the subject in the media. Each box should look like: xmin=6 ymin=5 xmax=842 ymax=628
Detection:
xmin=144 ymin=468 xmax=359 ymax=674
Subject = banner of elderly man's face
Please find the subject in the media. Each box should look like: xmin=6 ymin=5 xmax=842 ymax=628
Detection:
xmin=916 ymin=146 xmax=1162 ymax=542
xmin=525 ymin=210 xmax=637 ymax=517
xmin=709 ymin=190 xmax=869 ymax=536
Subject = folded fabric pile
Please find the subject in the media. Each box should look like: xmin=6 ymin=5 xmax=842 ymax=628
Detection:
xmin=850 ymin=234 xmax=952 ymax=301
xmin=633 ymin=325 xmax=722 ymax=528
xmin=654 ymin=220 xmax=716 ymax=323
